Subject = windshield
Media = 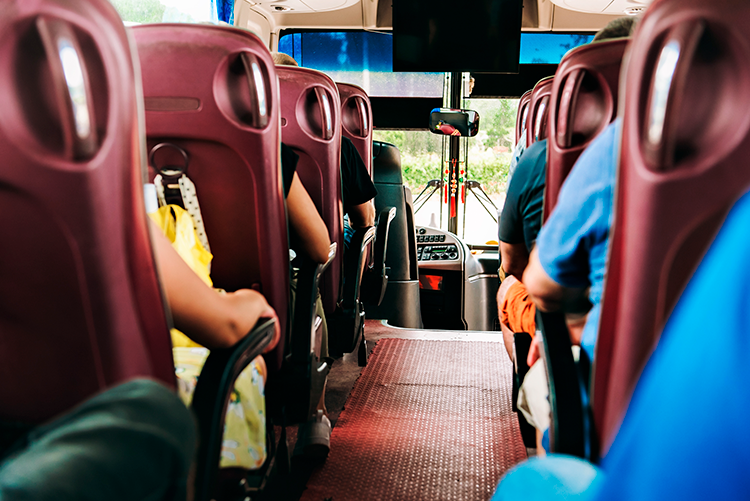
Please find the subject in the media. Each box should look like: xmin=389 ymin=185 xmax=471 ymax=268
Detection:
xmin=282 ymin=30 xmax=595 ymax=245
xmin=109 ymin=0 xmax=234 ymax=24
xmin=374 ymin=98 xmax=516 ymax=245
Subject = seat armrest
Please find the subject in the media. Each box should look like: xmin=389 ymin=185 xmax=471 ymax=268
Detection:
xmin=341 ymin=226 xmax=377 ymax=310
xmin=403 ymin=186 xmax=419 ymax=280
xmin=536 ymin=310 xmax=593 ymax=460
xmin=363 ymin=207 xmax=396 ymax=306
xmin=191 ymin=317 xmax=278 ymax=501
xmin=291 ymin=243 xmax=336 ymax=364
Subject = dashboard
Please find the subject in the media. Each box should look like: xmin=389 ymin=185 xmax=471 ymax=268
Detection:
xmin=415 ymin=225 xmax=498 ymax=331
xmin=416 ymin=227 xmax=462 ymax=269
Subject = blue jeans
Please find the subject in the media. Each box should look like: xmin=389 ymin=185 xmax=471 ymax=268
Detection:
xmin=343 ymin=214 xmax=354 ymax=253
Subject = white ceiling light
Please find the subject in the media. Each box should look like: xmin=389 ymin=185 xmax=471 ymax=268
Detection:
xmin=624 ymin=6 xmax=646 ymax=15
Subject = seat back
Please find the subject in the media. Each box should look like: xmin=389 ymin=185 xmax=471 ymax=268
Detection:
xmin=0 ymin=0 xmax=174 ymax=424
xmin=515 ymin=89 xmax=532 ymax=144
xmin=132 ymin=24 xmax=289 ymax=371
xmin=337 ymin=82 xmax=373 ymax=177
xmin=544 ymin=39 xmax=628 ymax=219
xmin=366 ymin=141 xmax=423 ymax=328
xmin=526 ymin=77 xmax=554 ymax=146
xmin=594 ymin=0 xmax=750 ymax=452
xmin=277 ymin=65 xmax=343 ymax=316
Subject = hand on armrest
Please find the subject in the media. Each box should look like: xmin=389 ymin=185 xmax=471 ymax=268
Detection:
xmin=150 ymin=220 xmax=280 ymax=351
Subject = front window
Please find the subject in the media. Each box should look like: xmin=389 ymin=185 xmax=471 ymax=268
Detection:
xmin=109 ymin=0 xmax=235 ymax=25
xmin=281 ymin=31 xmax=595 ymax=245
xmin=374 ymin=98 xmax=517 ymax=245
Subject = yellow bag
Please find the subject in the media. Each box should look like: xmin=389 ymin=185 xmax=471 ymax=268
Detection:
xmin=149 ymin=205 xmax=213 ymax=287
xmin=149 ymin=204 xmax=268 ymax=469
xmin=149 ymin=205 xmax=210 ymax=348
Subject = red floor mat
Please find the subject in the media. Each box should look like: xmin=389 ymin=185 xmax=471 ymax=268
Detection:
xmin=301 ymin=339 xmax=526 ymax=501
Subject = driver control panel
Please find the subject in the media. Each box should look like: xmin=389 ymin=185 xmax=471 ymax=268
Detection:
xmin=418 ymin=244 xmax=459 ymax=261
xmin=416 ymin=227 xmax=462 ymax=263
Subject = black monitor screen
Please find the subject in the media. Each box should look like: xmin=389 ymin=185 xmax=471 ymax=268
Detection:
xmin=393 ymin=0 xmax=523 ymax=73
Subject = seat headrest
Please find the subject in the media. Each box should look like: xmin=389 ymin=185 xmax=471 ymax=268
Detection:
xmin=373 ymin=141 xmax=403 ymax=185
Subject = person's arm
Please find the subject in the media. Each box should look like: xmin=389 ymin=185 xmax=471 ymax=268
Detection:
xmin=150 ymin=221 xmax=280 ymax=351
xmin=523 ymin=247 xmax=590 ymax=314
xmin=287 ymin=172 xmax=332 ymax=264
xmin=500 ymin=241 xmax=529 ymax=280
xmin=348 ymin=200 xmax=376 ymax=229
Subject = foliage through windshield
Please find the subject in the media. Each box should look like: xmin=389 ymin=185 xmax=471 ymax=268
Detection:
xmin=374 ymin=98 xmax=518 ymax=244
xmin=109 ymin=0 xmax=221 ymax=24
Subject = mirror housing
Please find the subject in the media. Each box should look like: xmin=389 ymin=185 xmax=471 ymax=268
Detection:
xmin=429 ymin=108 xmax=480 ymax=137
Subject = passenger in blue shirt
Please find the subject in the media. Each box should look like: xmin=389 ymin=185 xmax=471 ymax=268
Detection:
xmin=493 ymin=189 xmax=750 ymax=500
xmin=523 ymin=119 xmax=621 ymax=361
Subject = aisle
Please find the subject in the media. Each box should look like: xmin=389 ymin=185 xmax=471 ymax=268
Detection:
xmin=300 ymin=336 xmax=526 ymax=500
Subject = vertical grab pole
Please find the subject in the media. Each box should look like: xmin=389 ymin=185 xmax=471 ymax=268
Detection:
xmin=447 ymin=71 xmax=462 ymax=234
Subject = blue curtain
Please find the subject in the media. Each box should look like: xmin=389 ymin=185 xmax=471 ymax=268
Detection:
xmin=215 ymin=0 xmax=234 ymax=24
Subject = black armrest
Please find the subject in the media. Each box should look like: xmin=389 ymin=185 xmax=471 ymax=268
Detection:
xmin=327 ymin=227 xmax=376 ymax=355
xmin=191 ymin=317 xmax=278 ymax=501
xmin=264 ymin=244 xmax=335 ymax=424
xmin=362 ymin=206 xmax=396 ymax=306
xmin=341 ymin=226 xmax=377 ymax=310
xmin=512 ymin=331 xmax=540 ymax=449
xmin=291 ymin=243 xmax=336 ymax=364
xmin=403 ymin=187 xmax=419 ymax=280
xmin=536 ymin=310 xmax=592 ymax=459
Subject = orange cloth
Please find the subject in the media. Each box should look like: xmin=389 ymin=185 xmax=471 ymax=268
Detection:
xmin=500 ymin=280 xmax=536 ymax=336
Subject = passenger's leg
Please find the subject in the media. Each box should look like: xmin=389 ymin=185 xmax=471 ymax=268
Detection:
xmin=298 ymin=293 xmax=332 ymax=459
xmin=289 ymin=278 xmax=332 ymax=461
xmin=517 ymin=358 xmax=551 ymax=456
xmin=173 ymin=347 xmax=269 ymax=470
xmin=497 ymin=275 xmax=518 ymax=360
xmin=0 ymin=380 xmax=196 ymax=501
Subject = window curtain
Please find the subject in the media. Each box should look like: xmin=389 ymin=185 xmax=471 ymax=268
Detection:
xmin=215 ymin=0 xmax=234 ymax=24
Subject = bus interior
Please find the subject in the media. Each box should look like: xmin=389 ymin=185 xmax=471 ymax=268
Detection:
xmin=3 ymin=0 xmax=748 ymax=499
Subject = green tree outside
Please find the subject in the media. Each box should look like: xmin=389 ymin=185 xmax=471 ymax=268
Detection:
xmin=374 ymin=98 xmax=518 ymax=197
xmin=110 ymin=0 xmax=166 ymax=24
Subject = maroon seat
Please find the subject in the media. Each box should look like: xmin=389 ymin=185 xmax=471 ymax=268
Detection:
xmin=133 ymin=27 xmax=320 ymax=493
xmin=337 ymin=82 xmax=373 ymax=176
xmin=526 ymin=77 xmax=554 ymax=146
xmin=0 ymin=0 xmax=175 ymax=425
xmin=277 ymin=65 xmax=344 ymax=318
xmin=336 ymin=82 xmax=396 ymax=318
xmin=280 ymin=69 xmax=380 ymax=359
xmin=544 ymin=38 xmax=628 ymax=219
xmin=594 ymin=0 xmax=750 ymax=453
xmin=131 ymin=24 xmax=290 ymax=372
xmin=515 ymin=89 xmax=532 ymax=144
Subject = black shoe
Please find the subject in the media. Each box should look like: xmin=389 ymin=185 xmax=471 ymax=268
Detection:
xmin=292 ymin=410 xmax=331 ymax=462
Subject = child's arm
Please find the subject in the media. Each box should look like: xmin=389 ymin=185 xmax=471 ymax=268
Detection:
xmin=150 ymin=220 xmax=280 ymax=351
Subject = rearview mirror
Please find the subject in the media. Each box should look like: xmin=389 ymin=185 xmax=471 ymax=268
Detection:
xmin=429 ymin=108 xmax=480 ymax=137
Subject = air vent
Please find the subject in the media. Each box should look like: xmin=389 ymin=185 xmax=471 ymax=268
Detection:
xmin=624 ymin=6 xmax=646 ymax=15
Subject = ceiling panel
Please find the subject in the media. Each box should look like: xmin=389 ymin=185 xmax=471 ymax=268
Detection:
xmin=551 ymin=0 xmax=651 ymax=15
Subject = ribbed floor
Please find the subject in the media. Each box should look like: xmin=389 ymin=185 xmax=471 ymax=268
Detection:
xmin=300 ymin=338 xmax=526 ymax=501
